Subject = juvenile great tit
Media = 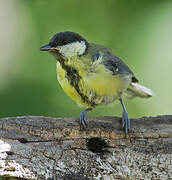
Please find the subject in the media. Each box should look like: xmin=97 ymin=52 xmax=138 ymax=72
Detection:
xmin=40 ymin=31 xmax=154 ymax=134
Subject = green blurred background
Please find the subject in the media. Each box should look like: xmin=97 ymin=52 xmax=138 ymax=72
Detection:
xmin=0 ymin=0 xmax=172 ymax=119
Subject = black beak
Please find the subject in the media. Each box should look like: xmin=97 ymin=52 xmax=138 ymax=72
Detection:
xmin=40 ymin=44 xmax=52 ymax=51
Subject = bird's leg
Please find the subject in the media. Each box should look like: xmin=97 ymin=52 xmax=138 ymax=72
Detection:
xmin=80 ymin=108 xmax=92 ymax=129
xmin=119 ymin=99 xmax=130 ymax=134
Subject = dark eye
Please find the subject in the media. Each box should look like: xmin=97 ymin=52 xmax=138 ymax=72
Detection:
xmin=92 ymin=53 xmax=100 ymax=62
xmin=114 ymin=63 xmax=118 ymax=69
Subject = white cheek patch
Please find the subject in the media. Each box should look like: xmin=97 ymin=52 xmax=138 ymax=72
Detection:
xmin=58 ymin=41 xmax=86 ymax=58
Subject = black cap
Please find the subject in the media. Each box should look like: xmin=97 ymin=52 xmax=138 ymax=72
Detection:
xmin=49 ymin=31 xmax=88 ymax=47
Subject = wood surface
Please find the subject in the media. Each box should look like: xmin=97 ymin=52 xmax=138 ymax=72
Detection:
xmin=0 ymin=115 xmax=172 ymax=179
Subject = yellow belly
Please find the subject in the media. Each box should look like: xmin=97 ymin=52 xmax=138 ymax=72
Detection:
xmin=56 ymin=61 xmax=131 ymax=107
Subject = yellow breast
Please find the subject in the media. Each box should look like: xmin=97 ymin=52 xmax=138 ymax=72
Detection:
xmin=84 ymin=64 xmax=129 ymax=96
xmin=56 ymin=61 xmax=86 ymax=106
xmin=56 ymin=60 xmax=131 ymax=107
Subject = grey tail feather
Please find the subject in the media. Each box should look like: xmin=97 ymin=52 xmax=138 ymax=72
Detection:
xmin=124 ymin=83 xmax=154 ymax=99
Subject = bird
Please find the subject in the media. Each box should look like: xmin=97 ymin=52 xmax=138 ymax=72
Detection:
xmin=40 ymin=31 xmax=154 ymax=134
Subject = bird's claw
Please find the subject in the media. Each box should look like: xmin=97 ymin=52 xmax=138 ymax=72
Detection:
xmin=122 ymin=111 xmax=130 ymax=134
xmin=80 ymin=110 xmax=88 ymax=129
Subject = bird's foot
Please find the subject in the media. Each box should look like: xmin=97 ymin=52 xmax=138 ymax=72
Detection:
xmin=122 ymin=111 xmax=130 ymax=134
xmin=80 ymin=110 xmax=88 ymax=129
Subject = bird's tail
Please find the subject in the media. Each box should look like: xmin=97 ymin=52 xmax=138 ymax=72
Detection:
xmin=124 ymin=83 xmax=154 ymax=99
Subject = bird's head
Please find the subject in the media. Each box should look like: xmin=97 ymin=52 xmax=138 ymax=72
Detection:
xmin=40 ymin=31 xmax=88 ymax=59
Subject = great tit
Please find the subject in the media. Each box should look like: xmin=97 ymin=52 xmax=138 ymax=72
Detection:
xmin=40 ymin=31 xmax=154 ymax=134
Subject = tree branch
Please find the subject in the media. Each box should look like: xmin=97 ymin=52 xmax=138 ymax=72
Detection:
xmin=0 ymin=115 xmax=172 ymax=179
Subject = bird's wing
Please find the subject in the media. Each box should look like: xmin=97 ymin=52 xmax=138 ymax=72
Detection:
xmin=88 ymin=43 xmax=138 ymax=83
xmin=102 ymin=53 xmax=138 ymax=82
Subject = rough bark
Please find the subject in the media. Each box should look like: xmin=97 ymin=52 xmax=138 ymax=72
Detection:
xmin=0 ymin=115 xmax=172 ymax=180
